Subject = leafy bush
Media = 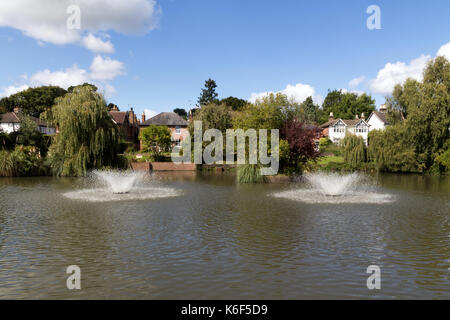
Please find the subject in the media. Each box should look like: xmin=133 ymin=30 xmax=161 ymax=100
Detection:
xmin=0 ymin=150 xmax=13 ymax=176
xmin=0 ymin=146 xmax=49 ymax=176
xmin=237 ymin=164 xmax=264 ymax=183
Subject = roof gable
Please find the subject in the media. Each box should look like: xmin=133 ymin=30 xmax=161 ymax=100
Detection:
xmin=0 ymin=112 xmax=20 ymax=123
xmin=109 ymin=111 xmax=128 ymax=125
xmin=142 ymin=112 xmax=188 ymax=127
xmin=368 ymin=111 xmax=389 ymax=125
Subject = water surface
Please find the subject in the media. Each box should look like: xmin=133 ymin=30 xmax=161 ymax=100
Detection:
xmin=0 ymin=172 xmax=448 ymax=299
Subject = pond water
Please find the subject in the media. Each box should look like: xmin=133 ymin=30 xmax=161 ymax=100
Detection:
xmin=0 ymin=172 xmax=449 ymax=299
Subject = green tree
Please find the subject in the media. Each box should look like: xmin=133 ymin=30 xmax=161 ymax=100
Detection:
xmin=45 ymin=85 xmax=121 ymax=177
xmin=387 ymin=56 xmax=450 ymax=171
xmin=0 ymin=86 xmax=67 ymax=117
xmin=173 ymin=108 xmax=188 ymax=119
xmin=68 ymin=83 xmax=98 ymax=93
xmin=220 ymin=96 xmax=248 ymax=111
xmin=368 ymin=126 xmax=422 ymax=173
xmin=9 ymin=116 xmax=49 ymax=155
xmin=139 ymin=125 xmax=172 ymax=156
xmin=341 ymin=134 xmax=367 ymax=169
xmin=233 ymin=93 xmax=296 ymax=130
xmin=198 ymin=79 xmax=219 ymax=106
xmin=300 ymin=96 xmax=322 ymax=124
xmin=320 ymin=90 xmax=376 ymax=123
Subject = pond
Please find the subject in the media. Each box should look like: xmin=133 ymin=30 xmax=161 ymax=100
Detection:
xmin=0 ymin=172 xmax=449 ymax=299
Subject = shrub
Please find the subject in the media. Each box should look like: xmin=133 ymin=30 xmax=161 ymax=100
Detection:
xmin=237 ymin=164 xmax=264 ymax=183
xmin=0 ymin=150 xmax=13 ymax=176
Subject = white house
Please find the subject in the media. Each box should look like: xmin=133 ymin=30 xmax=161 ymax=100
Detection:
xmin=0 ymin=107 xmax=56 ymax=135
xmin=321 ymin=113 xmax=370 ymax=146
xmin=367 ymin=105 xmax=390 ymax=131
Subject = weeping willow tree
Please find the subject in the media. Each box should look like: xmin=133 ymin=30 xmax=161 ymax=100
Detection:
xmin=45 ymin=86 xmax=121 ymax=177
xmin=341 ymin=134 xmax=367 ymax=170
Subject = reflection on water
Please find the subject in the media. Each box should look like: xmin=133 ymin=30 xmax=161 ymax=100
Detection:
xmin=0 ymin=173 xmax=448 ymax=299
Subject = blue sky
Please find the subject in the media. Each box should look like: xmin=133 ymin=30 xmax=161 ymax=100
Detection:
xmin=0 ymin=0 xmax=449 ymax=117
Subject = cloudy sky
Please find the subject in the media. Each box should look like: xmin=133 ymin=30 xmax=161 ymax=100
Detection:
xmin=0 ymin=0 xmax=449 ymax=117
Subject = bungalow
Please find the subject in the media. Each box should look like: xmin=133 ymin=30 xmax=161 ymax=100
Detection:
xmin=367 ymin=105 xmax=390 ymax=131
xmin=140 ymin=112 xmax=189 ymax=150
xmin=0 ymin=107 xmax=56 ymax=134
xmin=320 ymin=113 xmax=370 ymax=146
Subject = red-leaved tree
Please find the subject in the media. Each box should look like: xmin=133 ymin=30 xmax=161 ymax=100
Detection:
xmin=282 ymin=119 xmax=320 ymax=171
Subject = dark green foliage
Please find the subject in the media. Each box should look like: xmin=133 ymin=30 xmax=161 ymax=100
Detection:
xmin=8 ymin=116 xmax=50 ymax=156
xmin=220 ymin=96 xmax=248 ymax=111
xmin=300 ymin=96 xmax=322 ymax=124
xmin=0 ymin=146 xmax=49 ymax=177
xmin=198 ymin=79 xmax=219 ymax=106
xmin=320 ymin=90 xmax=376 ymax=123
xmin=68 ymin=83 xmax=98 ymax=93
xmin=0 ymin=86 xmax=67 ymax=117
xmin=173 ymin=108 xmax=188 ymax=119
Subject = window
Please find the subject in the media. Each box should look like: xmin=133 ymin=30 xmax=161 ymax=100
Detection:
xmin=175 ymin=126 xmax=181 ymax=134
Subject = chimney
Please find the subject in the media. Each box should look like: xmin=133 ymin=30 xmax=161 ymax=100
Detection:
xmin=355 ymin=114 xmax=359 ymax=120
xmin=13 ymin=106 xmax=21 ymax=114
xmin=361 ymin=113 xmax=365 ymax=120
xmin=329 ymin=112 xmax=334 ymax=122
xmin=141 ymin=113 xmax=146 ymax=123
xmin=129 ymin=107 xmax=135 ymax=125
xmin=379 ymin=104 xmax=387 ymax=113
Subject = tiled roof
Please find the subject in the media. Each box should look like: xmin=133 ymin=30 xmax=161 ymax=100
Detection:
xmin=142 ymin=112 xmax=188 ymax=126
xmin=0 ymin=112 xmax=49 ymax=127
xmin=370 ymin=111 xmax=389 ymax=125
xmin=109 ymin=111 xmax=128 ymax=125
xmin=321 ymin=118 xmax=369 ymax=128
xmin=320 ymin=119 xmax=338 ymax=128
xmin=0 ymin=112 xmax=20 ymax=123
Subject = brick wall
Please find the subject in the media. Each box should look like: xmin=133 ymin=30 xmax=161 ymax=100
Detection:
xmin=131 ymin=162 xmax=196 ymax=172
xmin=150 ymin=162 xmax=196 ymax=171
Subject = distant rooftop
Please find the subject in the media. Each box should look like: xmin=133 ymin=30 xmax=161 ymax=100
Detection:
xmin=141 ymin=112 xmax=188 ymax=127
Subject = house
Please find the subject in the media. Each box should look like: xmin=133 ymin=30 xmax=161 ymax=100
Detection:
xmin=320 ymin=113 xmax=370 ymax=146
xmin=367 ymin=104 xmax=390 ymax=131
xmin=140 ymin=112 xmax=189 ymax=150
xmin=108 ymin=106 xmax=140 ymax=146
xmin=0 ymin=107 xmax=56 ymax=134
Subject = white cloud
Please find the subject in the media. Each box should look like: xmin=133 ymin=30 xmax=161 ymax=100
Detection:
xmin=348 ymin=76 xmax=366 ymax=88
xmin=0 ymin=0 xmax=160 ymax=52
xmin=0 ymin=85 xmax=30 ymax=97
xmin=30 ymin=65 xmax=90 ymax=89
xmin=369 ymin=54 xmax=431 ymax=95
xmin=90 ymin=56 xmax=125 ymax=81
xmin=437 ymin=42 xmax=450 ymax=60
xmin=1 ymin=56 xmax=125 ymax=98
xmin=82 ymin=33 xmax=114 ymax=53
xmin=144 ymin=109 xmax=158 ymax=119
xmin=249 ymin=83 xmax=323 ymax=105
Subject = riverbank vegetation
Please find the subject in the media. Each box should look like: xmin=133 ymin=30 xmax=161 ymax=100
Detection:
xmin=1 ymin=57 xmax=448 ymax=178
xmin=325 ymin=57 xmax=449 ymax=175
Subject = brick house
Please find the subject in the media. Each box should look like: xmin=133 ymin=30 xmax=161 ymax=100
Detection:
xmin=109 ymin=106 xmax=140 ymax=147
xmin=140 ymin=112 xmax=189 ymax=150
